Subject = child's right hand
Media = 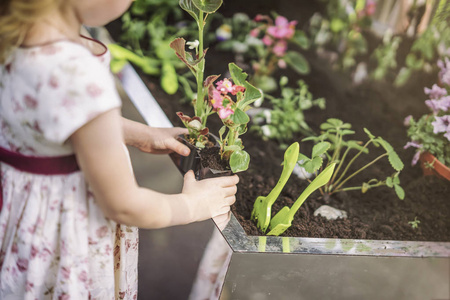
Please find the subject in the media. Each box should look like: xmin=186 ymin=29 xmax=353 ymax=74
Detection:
xmin=181 ymin=171 xmax=239 ymax=223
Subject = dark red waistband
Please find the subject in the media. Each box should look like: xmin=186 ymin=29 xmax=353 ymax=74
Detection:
xmin=0 ymin=146 xmax=80 ymax=212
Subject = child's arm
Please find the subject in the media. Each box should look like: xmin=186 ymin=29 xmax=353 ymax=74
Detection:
xmin=71 ymin=109 xmax=239 ymax=229
xmin=121 ymin=117 xmax=190 ymax=156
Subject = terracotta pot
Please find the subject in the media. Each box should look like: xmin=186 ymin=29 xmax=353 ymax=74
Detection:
xmin=419 ymin=152 xmax=450 ymax=181
xmin=169 ymin=134 xmax=232 ymax=180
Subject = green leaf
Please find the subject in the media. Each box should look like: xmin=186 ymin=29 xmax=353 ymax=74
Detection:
xmin=364 ymin=128 xmax=376 ymax=140
xmin=304 ymin=156 xmax=323 ymax=173
xmin=297 ymin=153 xmax=310 ymax=162
xmin=230 ymin=108 xmax=250 ymax=125
xmin=179 ymin=0 xmax=200 ymax=22
xmin=292 ymin=31 xmax=309 ymax=49
xmin=230 ymin=150 xmax=250 ymax=173
xmin=284 ymin=51 xmax=310 ymax=74
xmin=385 ymin=176 xmax=393 ymax=188
xmin=161 ymin=62 xmax=178 ymax=95
xmin=228 ymin=63 xmax=248 ymax=86
xmin=312 ymin=142 xmax=331 ymax=158
xmin=192 ymin=0 xmax=223 ymax=13
xmin=379 ymin=139 xmax=404 ymax=171
xmin=218 ymin=125 xmax=226 ymax=139
xmin=341 ymin=129 xmax=355 ymax=136
xmin=240 ymin=82 xmax=262 ymax=108
xmin=394 ymin=184 xmax=405 ymax=200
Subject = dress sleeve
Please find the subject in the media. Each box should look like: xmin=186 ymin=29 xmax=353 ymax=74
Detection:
xmin=37 ymin=54 xmax=122 ymax=144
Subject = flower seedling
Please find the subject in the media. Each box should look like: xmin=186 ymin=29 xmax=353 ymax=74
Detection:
xmin=211 ymin=63 xmax=261 ymax=172
xmin=267 ymin=163 xmax=336 ymax=236
xmin=408 ymin=217 xmax=421 ymax=229
xmin=301 ymin=118 xmax=405 ymax=201
xmin=170 ymin=0 xmax=261 ymax=173
xmin=251 ymin=142 xmax=299 ymax=233
xmin=251 ymin=77 xmax=325 ymax=148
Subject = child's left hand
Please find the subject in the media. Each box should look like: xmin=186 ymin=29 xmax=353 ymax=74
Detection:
xmin=122 ymin=118 xmax=190 ymax=156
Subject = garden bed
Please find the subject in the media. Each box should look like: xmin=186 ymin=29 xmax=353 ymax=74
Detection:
xmin=107 ymin=0 xmax=450 ymax=243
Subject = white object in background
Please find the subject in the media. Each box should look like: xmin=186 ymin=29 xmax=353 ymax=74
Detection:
xmin=119 ymin=64 xmax=173 ymax=128
xmin=292 ymin=164 xmax=314 ymax=180
xmin=314 ymin=205 xmax=348 ymax=220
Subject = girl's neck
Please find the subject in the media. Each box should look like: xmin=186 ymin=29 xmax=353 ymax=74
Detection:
xmin=22 ymin=6 xmax=82 ymax=48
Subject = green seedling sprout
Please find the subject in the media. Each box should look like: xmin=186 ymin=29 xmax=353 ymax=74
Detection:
xmin=251 ymin=142 xmax=299 ymax=233
xmin=267 ymin=163 xmax=336 ymax=236
xmin=300 ymin=118 xmax=405 ymax=200
xmin=408 ymin=217 xmax=421 ymax=229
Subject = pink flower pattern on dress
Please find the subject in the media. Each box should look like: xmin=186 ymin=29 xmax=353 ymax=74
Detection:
xmin=0 ymin=38 xmax=137 ymax=299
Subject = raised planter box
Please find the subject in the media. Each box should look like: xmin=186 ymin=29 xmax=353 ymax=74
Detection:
xmin=94 ymin=27 xmax=450 ymax=300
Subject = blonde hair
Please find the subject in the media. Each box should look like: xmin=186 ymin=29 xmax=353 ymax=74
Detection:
xmin=0 ymin=0 xmax=64 ymax=63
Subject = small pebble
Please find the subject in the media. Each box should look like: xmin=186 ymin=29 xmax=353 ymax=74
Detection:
xmin=314 ymin=205 xmax=348 ymax=220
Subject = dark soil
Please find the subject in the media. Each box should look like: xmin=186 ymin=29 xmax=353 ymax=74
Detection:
xmin=108 ymin=0 xmax=450 ymax=242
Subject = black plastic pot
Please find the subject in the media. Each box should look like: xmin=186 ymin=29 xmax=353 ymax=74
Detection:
xmin=170 ymin=134 xmax=232 ymax=180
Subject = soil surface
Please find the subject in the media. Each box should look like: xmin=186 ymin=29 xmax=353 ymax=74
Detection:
xmin=108 ymin=0 xmax=450 ymax=242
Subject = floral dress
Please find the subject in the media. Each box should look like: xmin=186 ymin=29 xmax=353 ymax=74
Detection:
xmin=0 ymin=38 xmax=138 ymax=299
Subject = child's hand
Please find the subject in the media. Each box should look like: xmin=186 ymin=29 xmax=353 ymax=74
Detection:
xmin=213 ymin=211 xmax=232 ymax=231
xmin=122 ymin=118 xmax=190 ymax=156
xmin=138 ymin=127 xmax=190 ymax=156
xmin=181 ymin=171 xmax=239 ymax=223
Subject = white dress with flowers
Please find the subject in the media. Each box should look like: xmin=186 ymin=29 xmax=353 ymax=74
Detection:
xmin=0 ymin=40 xmax=138 ymax=299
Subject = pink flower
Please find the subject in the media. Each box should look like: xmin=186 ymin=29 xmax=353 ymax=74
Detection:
xmin=79 ymin=270 xmax=88 ymax=283
xmin=262 ymin=35 xmax=273 ymax=46
xmin=218 ymin=107 xmax=234 ymax=119
xmin=411 ymin=150 xmax=421 ymax=166
xmin=250 ymin=28 xmax=260 ymax=37
xmin=216 ymin=78 xmax=235 ymax=94
xmin=273 ymin=40 xmax=288 ymax=57
xmin=404 ymin=141 xmax=422 ymax=149
xmin=231 ymin=85 xmax=245 ymax=95
xmin=266 ymin=16 xmax=297 ymax=39
xmin=210 ymin=89 xmax=223 ymax=109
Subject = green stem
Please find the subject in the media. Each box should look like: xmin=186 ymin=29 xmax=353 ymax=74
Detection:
xmin=333 ymin=181 xmax=384 ymax=193
xmin=333 ymin=139 xmax=371 ymax=188
xmin=334 ymin=153 xmax=388 ymax=192
xmin=330 ymin=146 xmax=351 ymax=185
xmin=196 ymin=10 xmax=205 ymax=124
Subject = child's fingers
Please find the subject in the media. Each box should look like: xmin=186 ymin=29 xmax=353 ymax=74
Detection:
xmin=222 ymin=185 xmax=237 ymax=197
xmin=223 ymin=195 xmax=236 ymax=206
xmin=166 ymin=139 xmax=191 ymax=156
xmin=209 ymin=175 xmax=239 ymax=187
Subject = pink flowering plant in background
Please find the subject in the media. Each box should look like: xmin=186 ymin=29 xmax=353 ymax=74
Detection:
xmin=404 ymin=57 xmax=450 ymax=167
xmin=248 ymin=14 xmax=310 ymax=92
xmin=170 ymin=0 xmax=261 ymax=172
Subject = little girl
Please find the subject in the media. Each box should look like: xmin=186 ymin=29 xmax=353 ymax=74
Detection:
xmin=0 ymin=0 xmax=238 ymax=298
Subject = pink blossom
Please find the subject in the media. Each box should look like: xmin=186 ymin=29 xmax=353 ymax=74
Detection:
xmin=273 ymin=40 xmax=288 ymax=57
xmin=79 ymin=270 xmax=88 ymax=283
xmin=278 ymin=59 xmax=287 ymax=69
xmin=250 ymin=28 xmax=260 ymax=37
xmin=218 ymin=107 xmax=234 ymax=119
xmin=438 ymin=57 xmax=450 ymax=86
xmin=231 ymin=85 xmax=245 ymax=95
xmin=210 ymin=89 xmax=223 ymax=109
xmin=424 ymin=84 xmax=447 ymax=99
xmin=61 ymin=266 xmax=71 ymax=280
xmin=266 ymin=16 xmax=297 ymax=39
xmin=262 ymin=35 xmax=273 ymax=46
xmin=216 ymin=78 xmax=235 ymax=94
